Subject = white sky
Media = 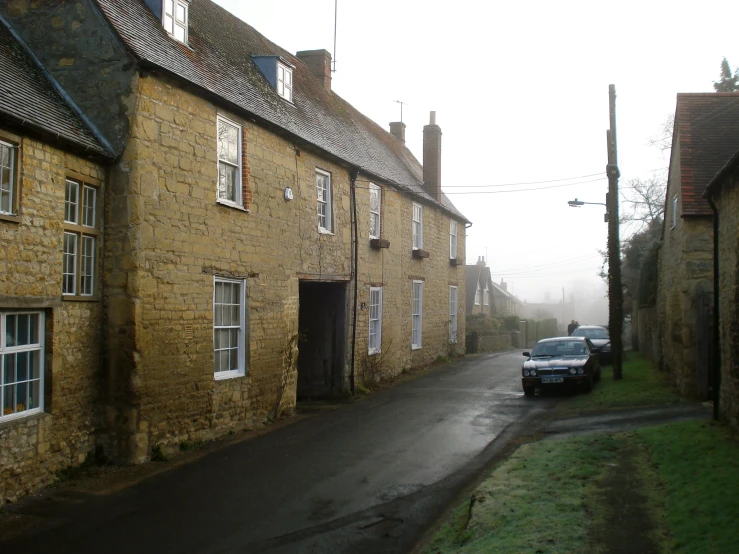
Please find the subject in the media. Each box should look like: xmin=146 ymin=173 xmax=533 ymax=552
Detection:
xmin=213 ymin=0 xmax=738 ymax=311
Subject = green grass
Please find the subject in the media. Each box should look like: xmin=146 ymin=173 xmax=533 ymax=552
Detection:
xmin=635 ymin=419 xmax=739 ymax=553
xmin=556 ymin=352 xmax=681 ymax=415
xmin=425 ymin=435 xmax=622 ymax=554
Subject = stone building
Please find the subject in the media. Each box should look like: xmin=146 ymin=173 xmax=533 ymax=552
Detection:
xmin=703 ymin=148 xmax=739 ymax=429
xmin=0 ymin=18 xmax=114 ymax=502
xmin=657 ymin=93 xmax=739 ymax=399
xmin=465 ymin=258 xmax=493 ymax=317
xmin=1 ymin=0 xmax=469 ymax=499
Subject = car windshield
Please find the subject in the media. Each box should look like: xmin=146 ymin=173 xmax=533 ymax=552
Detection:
xmin=573 ymin=327 xmax=609 ymax=340
xmin=531 ymin=340 xmax=588 ymax=357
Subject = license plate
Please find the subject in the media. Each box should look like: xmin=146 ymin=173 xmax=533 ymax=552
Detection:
xmin=542 ymin=377 xmax=564 ymax=384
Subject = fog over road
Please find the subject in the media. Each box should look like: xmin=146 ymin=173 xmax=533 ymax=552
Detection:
xmin=2 ymin=351 xmax=554 ymax=554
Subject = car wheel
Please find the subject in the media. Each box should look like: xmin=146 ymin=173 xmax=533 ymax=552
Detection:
xmin=523 ymin=386 xmax=535 ymax=397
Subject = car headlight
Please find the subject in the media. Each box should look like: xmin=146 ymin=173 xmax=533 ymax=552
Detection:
xmin=577 ymin=367 xmax=584 ymax=375
xmin=530 ymin=369 xmax=537 ymax=377
xmin=523 ymin=369 xmax=530 ymax=377
xmin=570 ymin=368 xmax=577 ymax=375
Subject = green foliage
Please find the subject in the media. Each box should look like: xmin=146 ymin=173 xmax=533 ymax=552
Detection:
xmin=179 ymin=440 xmax=204 ymax=452
xmin=465 ymin=314 xmax=502 ymax=335
xmin=501 ymin=315 xmax=520 ymax=331
xmin=637 ymin=241 xmax=660 ymax=307
xmin=150 ymin=444 xmax=167 ymax=462
xmin=713 ymin=57 xmax=739 ymax=92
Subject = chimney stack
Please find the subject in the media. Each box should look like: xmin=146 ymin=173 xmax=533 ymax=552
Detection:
xmin=423 ymin=111 xmax=442 ymax=202
xmin=296 ymin=49 xmax=332 ymax=91
xmin=476 ymin=256 xmax=486 ymax=267
xmin=389 ymin=122 xmax=406 ymax=143
xmin=501 ymin=279 xmax=508 ymax=291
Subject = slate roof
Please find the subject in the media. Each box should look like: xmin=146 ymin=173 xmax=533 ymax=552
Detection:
xmin=0 ymin=19 xmax=111 ymax=158
xmin=95 ymin=0 xmax=468 ymax=222
xmin=671 ymin=93 xmax=739 ymax=216
xmin=465 ymin=264 xmax=485 ymax=311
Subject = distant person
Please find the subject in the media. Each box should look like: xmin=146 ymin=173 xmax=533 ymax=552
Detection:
xmin=567 ymin=320 xmax=577 ymax=336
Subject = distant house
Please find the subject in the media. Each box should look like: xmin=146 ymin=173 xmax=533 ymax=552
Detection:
xmin=465 ymin=258 xmax=493 ymax=316
xmin=490 ymin=279 xmax=523 ymax=316
xmin=657 ymin=93 xmax=739 ymax=399
xmin=0 ymin=0 xmax=470 ymax=502
xmin=703 ymin=147 xmax=739 ymax=429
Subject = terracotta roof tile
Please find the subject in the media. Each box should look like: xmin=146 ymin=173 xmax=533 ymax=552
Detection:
xmin=0 ymin=20 xmax=111 ymax=158
xmin=95 ymin=0 xmax=468 ymax=222
xmin=675 ymin=93 xmax=739 ymax=216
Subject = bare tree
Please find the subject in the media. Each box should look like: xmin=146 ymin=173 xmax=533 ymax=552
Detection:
xmin=647 ymin=113 xmax=674 ymax=155
xmin=620 ymin=176 xmax=667 ymax=236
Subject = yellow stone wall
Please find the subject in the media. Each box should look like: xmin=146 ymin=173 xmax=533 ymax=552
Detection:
xmin=0 ymin=130 xmax=105 ymax=503
xmin=102 ymin=73 xmax=466 ymax=462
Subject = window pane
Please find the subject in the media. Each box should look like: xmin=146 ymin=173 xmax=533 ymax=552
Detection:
xmin=17 ymin=314 xmax=29 ymax=345
xmin=164 ymin=0 xmax=174 ymax=15
xmin=164 ymin=14 xmax=173 ymax=33
xmin=4 ymin=353 xmax=16 ymax=384
xmin=3 ymin=383 xmax=15 ymax=416
xmin=29 ymin=350 xmax=41 ymax=380
xmin=176 ymin=3 xmax=186 ymax=22
xmin=218 ymin=163 xmax=238 ymax=202
xmin=174 ymin=23 xmax=185 ymax=42
xmin=16 ymin=352 xmax=27 ymax=381
xmin=29 ymin=314 xmax=39 ymax=344
xmin=0 ymin=143 xmax=12 ymax=214
xmin=6 ymin=315 xmax=15 ymax=347
xmin=218 ymin=121 xmax=239 ymax=165
xmin=83 ymin=186 xmax=96 ymax=227
xmin=28 ymin=379 xmax=40 ymax=410
xmin=65 ymin=180 xmax=79 ymax=224
xmin=63 ymin=232 xmax=78 ymax=295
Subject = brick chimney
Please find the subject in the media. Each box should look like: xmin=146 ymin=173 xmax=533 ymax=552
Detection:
xmin=296 ymin=49 xmax=332 ymax=91
xmin=389 ymin=122 xmax=406 ymax=143
xmin=423 ymin=111 xmax=442 ymax=202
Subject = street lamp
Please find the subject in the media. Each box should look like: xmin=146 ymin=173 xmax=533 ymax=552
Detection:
xmin=567 ymin=198 xmax=609 ymax=222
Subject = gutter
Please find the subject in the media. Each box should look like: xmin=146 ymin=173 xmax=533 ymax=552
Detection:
xmin=706 ymin=193 xmax=721 ymax=421
xmin=349 ymin=167 xmax=359 ymax=396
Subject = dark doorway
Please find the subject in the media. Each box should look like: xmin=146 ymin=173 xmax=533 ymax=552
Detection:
xmin=297 ymin=281 xmax=347 ymax=398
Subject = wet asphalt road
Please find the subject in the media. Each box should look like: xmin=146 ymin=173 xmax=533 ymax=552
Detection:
xmin=3 ymin=351 xmax=553 ymax=554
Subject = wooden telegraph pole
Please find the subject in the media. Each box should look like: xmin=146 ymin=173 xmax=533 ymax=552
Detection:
xmin=607 ymin=85 xmax=623 ymax=380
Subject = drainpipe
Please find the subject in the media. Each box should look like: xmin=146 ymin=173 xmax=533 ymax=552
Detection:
xmin=707 ymin=195 xmax=721 ymax=421
xmin=349 ymin=167 xmax=359 ymax=396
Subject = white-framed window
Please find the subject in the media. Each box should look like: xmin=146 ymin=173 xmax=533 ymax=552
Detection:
xmin=412 ymin=203 xmax=423 ymax=250
xmin=63 ymin=179 xmax=99 ymax=297
xmin=412 ymin=280 xmax=423 ymax=349
xmin=671 ymin=195 xmax=678 ymax=229
xmin=1 ymin=312 xmax=44 ymax=423
xmin=316 ymin=169 xmax=333 ymax=232
xmin=483 ymin=284 xmax=489 ymax=306
xmin=368 ymin=286 xmax=382 ymax=354
xmin=0 ymin=140 xmax=17 ymax=215
xmin=213 ymin=277 xmax=246 ymax=380
xmin=217 ymin=116 xmax=242 ymax=207
xmin=162 ymin=0 xmax=188 ymax=43
xmin=474 ymin=287 xmax=481 ymax=306
xmin=369 ymin=183 xmax=381 ymax=239
xmin=449 ymin=220 xmax=458 ymax=259
xmin=277 ymin=62 xmax=293 ymax=102
xmin=449 ymin=286 xmax=458 ymax=343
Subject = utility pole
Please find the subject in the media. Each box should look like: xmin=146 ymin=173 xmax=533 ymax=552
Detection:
xmin=607 ymin=84 xmax=623 ymax=380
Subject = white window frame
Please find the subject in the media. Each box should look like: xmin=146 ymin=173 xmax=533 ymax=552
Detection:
xmin=671 ymin=194 xmax=678 ymax=229
xmin=412 ymin=203 xmax=423 ymax=250
xmin=277 ymin=62 xmax=293 ymax=102
xmin=369 ymin=183 xmax=381 ymax=239
xmin=474 ymin=287 xmax=481 ymax=306
xmin=449 ymin=286 xmax=458 ymax=343
xmin=316 ymin=169 xmax=333 ymax=233
xmin=216 ymin=115 xmax=243 ymax=208
xmin=412 ymin=280 xmax=423 ymax=349
xmin=0 ymin=140 xmax=17 ymax=216
xmin=162 ymin=0 xmax=188 ymax=44
xmin=483 ymin=284 xmax=489 ymax=306
xmin=213 ymin=277 xmax=247 ymax=381
xmin=0 ymin=311 xmax=45 ymax=423
xmin=368 ymin=286 xmax=382 ymax=355
xmin=449 ymin=220 xmax=458 ymax=259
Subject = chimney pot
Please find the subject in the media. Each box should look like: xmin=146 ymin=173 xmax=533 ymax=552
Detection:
xmin=296 ymin=49 xmax=332 ymax=91
xmin=430 ymin=111 xmax=436 ymax=125
xmin=389 ymin=122 xmax=406 ymax=143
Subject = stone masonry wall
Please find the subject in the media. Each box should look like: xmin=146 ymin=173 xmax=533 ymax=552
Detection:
xmin=715 ymin=173 xmax=739 ymax=429
xmin=0 ymin=130 xmax=105 ymax=504
xmin=102 ymin=73 xmax=466 ymax=462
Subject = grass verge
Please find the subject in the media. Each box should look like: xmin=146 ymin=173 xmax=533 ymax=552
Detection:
xmin=555 ymin=351 xmax=681 ymax=415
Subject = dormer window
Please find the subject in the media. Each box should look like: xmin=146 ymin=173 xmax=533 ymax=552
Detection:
xmin=277 ymin=62 xmax=293 ymax=102
xmin=163 ymin=0 xmax=188 ymax=43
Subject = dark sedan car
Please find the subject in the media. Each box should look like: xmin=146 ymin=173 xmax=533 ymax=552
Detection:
xmin=572 ymin=325 xmax=612 ymax=364
xmin=521 ymin=337 xmax=601 ymax=396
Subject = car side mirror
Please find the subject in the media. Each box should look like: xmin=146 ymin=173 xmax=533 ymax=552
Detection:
xmin=522 ymin=352 xmax=530 ymax=357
